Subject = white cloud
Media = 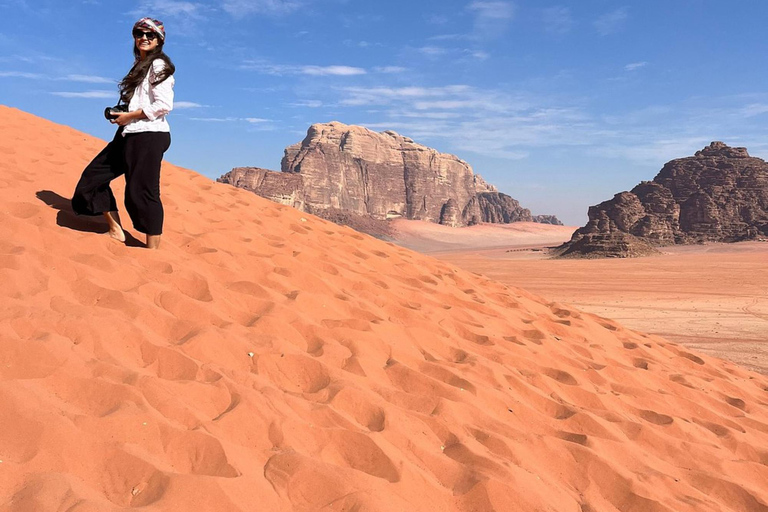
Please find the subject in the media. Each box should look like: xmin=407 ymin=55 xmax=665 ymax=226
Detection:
xmin=393 ymin=111 xmax=462 ymax=120
xmin=741 ymin=104 xmax=768 ymax=117
xmin=190 ymin=117 xmax=239 ymax=121
xmin=301 ymin=65 xmax=365 ymax=76
xmin=1 ymin=71 xmax=117 ymax=83
xmin=133 ymin=0 xmax=203 ymax=17
xmin=338 ymin=85 xmax=473 ymax=106
xmin=174 ymin=101 xmax=207 ymax=108
xmin=0 ymin=71 xmax=46 ymax=79
xmin=290 ymin=100 xmax=324 ymax=108
xmin=624 ymin=61 xmax=647 ymax=72
xmin=331 ymin=83 xmax=627 ymax=160
xmin=419 ymin=46 xmax=448 ymax=57
xmin=60 ymin=74 xmax=114 ymax=83
xmin=468 ymin=1 xmax=515 ymax=38
xmin=374 ymin=66 xmax=407 ymax=74
xmin=428 ymin=33 xmax=469 ymax=41
xmin=190 ymin=116 xmax=271 ymax=122
xmin=221 ymin=0 xmax=302 ymax=17
xmin=467 ymin=50 xmax=489 ymax=60
xmin=50 ymin=90 xmax=115 ymax=98
xmin=241 ymin=61 xmax=366 ymax=76
xmin=594 ymin=8 xmax=628 ymax=36
xmin=543 ymin=6 xmax=573 ymax=35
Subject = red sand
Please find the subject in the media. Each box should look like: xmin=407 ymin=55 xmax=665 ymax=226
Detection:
xmin=2 ymin=105 xmax=768 ymax=511
xmin=434 ymin=243 xmax=768 ymax=376
xmin=390 ymin=218 xmax=576 ymax=253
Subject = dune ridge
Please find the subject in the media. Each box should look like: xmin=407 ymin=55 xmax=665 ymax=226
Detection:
xmin=1 ymin=105 xmax=767 ymax=512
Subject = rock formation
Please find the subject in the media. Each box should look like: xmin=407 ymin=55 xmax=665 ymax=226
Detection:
xmin=218 ymin=122 xmax=561 ymax=229
xmin=557 ymin=142 xmax=768 ymax=258
xmin=218 ymin=167 xmax=305 ymax=210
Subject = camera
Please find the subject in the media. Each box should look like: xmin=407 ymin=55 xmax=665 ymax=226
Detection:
xmin=104 ymin=104 xmax=128 ymax=120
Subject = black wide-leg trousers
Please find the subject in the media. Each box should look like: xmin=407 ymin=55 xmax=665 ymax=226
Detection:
xmin=72 ymin=129 xmax=171 ymax=235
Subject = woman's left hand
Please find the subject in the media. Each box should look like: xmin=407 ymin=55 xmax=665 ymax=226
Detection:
xmin=110 ymin=111 xmax=139 ymax=126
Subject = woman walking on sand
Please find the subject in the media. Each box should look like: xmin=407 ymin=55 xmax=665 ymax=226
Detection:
xmin=72 ymin=17 xmax=174 ymax=249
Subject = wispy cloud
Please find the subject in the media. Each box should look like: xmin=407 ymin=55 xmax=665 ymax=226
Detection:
xmin=302 ymin=65 xmax=366 ymax=76
xmin=1 ymin=71 xmax=115 ymax=83
xmin=333 ymin=84 xmax=603 ymax=160
xmin=175 ymin=101 xmax=207 ymax=108
xmin=741 ymin=103 xmax=768 ymax=117
xmin=338 ymin=85 xmax=474 ymax=106
xmin=418 ymin=46 xmax=448 ymax=57
xmin=0 ymin=71 xmax=46 ymax=79
xmin=428 ymin=33 xmax=470 ymax=41
xmin=468 ymin=1 xmax=515 ymax=38
xmin=467 ymin=50 xmax=489 ymax=60
xmin=133 ymin=0 xmax=204 ymax=19
xmin=290 ymin=100 xmax=324 ymax=108
xmin=624 ymin=61 xmax=647 ymax=72
xmin=50 ymin=90 xmax=115 ymax=98
xmin=135 ymin=0 xmax=314 ymax=23
xmin=59 ymin=74 xmax=114 ymax=83
xmin=241 ymin=61 xmax=366 ymax=76
xmin=190 ymin=116 xmax=270 ymax=123
xmin=543 ymin=6 xmax=574 ymax=35
xmin=594 ymin=8 xmax=628 ymax=36
xmin=221 ymin=0 xmax=302 ymax=17
xmin=349 ymin=86 xmax=763 ymax=166
xmin=374 ymin=66 xmax=407 ymax=74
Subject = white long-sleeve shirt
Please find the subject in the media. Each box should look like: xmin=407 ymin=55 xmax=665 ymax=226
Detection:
xmin=122 ymin=59 xmax=174 ymax=136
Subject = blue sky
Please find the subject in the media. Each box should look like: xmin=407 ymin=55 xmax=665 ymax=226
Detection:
xmin=1 ymin=0 xmax=767 ymax=225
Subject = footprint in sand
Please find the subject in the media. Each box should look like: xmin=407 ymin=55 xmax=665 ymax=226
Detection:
xmin=638 ymin=409 xmax=674 ymax=425
xmin=257 ymin=354 xmax=331 ymax=394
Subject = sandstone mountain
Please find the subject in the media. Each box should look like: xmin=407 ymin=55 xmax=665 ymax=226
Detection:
xmin=218 ymin=122 xmax=561 ymax=230
xmin=557 ymin=142 xmax=768 ymax=258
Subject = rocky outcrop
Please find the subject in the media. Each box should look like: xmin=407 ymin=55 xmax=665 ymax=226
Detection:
xmin=218 ymin=167 xmax=305 ymax=210
xmin=532 ymin=215 xmax=563 ymax=225
xmin=219 ymin=122 xmax=561 ymax=229
xmin=477 ymin=192 xmax=534 ymax=223
xmin=557 ymin=142 xmax=768 ymax=258
xmin=280 ymin=122 xmax=483 ymax=226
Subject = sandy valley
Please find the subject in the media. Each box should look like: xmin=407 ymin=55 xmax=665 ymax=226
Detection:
xmin=403 ymin=221 xmax=768 ymax=374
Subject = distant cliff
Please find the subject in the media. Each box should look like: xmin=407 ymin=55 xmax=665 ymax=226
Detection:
xmin=557 ymin=142 xmax=768 ymax=258
xmin=218 ymin=122 xmax=561 ymax=229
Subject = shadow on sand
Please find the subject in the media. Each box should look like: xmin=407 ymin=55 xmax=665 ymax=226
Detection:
xmin=36 ymin=190 xmax=144 ymax=247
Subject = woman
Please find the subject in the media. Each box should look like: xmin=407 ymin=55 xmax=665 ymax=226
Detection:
xmin=72 ymin=17 xmax=175 ymax=249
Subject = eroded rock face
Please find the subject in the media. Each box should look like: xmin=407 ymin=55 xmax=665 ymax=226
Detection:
xmin=558 ymin=142 xmax=768 ymax=258
xmin=220 ymin=122 xmax=561 ymax=229
xmin=477 ymin=192 xmax=533 ymax=223
xmin=281 ymin=122 xmax=482 ymax=226
xmin=532 ymin=215 xmax=563 ymax=226
xmin=217 ymin=167 xmax=305 ymax=210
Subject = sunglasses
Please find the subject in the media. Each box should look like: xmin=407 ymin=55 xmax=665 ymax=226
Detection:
xmin=132 ymin=30 xmax=158 ymax=41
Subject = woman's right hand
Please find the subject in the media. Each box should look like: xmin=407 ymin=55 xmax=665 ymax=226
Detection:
xmin=111 ymin=111 xmax=135 ymax=126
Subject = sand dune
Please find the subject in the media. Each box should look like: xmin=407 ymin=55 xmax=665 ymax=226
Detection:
xmin=436 ymin=243 xmax=768 ymax=376
xmin=390 ymin=218 xmax=575 ymax=253
xmin=1 ymin=105 xmax=768 ymax=512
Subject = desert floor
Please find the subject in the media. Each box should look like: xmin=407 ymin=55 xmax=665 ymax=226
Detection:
xmin=397 ymin=221 xmax=768 ymax=375
xmin=4 ymin=106 xmax=768 ymax=511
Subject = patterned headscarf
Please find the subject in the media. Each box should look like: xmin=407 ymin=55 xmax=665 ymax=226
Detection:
xmin=134 ymin=17 xmax=165 ymax=41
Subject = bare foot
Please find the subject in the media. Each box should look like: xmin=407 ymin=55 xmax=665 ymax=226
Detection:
xmin=103 ymin=212 xmax=126 ymax=242
xmin=108 ymin=226 xmax=126 ymax=242
xmin=146 ymin=234 xmax=161 ymax=249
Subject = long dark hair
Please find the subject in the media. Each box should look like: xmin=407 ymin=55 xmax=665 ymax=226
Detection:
xmin=118 ymin=42 xmax=175 ymax=105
